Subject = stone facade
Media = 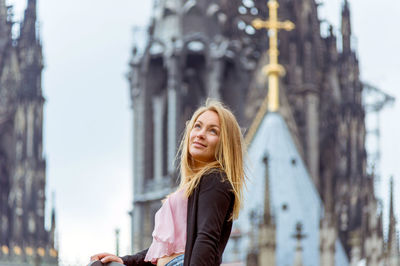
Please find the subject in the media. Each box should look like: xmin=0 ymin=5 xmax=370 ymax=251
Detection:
xmin=0 ymin=0 xmax=58 ymax=265
xmin=127 ymin=0 xmax=399 ymax=264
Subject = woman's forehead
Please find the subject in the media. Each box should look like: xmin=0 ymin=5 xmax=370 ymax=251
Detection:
xmin=196 ymin=110 xmax=220 ymax=126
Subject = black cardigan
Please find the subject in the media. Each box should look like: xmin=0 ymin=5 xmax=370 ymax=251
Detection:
xmin=121 ymin=170 xmax=234 ymax=266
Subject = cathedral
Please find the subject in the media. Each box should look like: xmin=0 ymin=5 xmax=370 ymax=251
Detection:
xmin=0 ymin=0 xmax=58 ymax=265
xmin=127 ymin=0 xmax=400 ymax=265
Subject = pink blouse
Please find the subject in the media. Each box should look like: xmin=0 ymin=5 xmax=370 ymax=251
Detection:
xmin=144 ymin=188 xmax=188 ymax=264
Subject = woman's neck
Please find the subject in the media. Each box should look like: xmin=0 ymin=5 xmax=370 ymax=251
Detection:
xmin=193 ymin=159 xmax=207 ymax=169
xmin=191 ymin=159 xmax=220 ymax=172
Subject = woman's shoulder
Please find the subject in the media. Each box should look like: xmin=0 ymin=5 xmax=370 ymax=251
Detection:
xmin=200 ymin=169 xmax=231 ymax=188
xmin=201 ymin=168 xmax=226 ymax=179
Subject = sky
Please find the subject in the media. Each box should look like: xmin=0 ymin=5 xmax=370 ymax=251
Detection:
xmin=6 ymin=0 xmax=400 ymax=265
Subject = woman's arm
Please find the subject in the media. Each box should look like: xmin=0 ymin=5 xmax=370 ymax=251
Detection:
xmin=119 ymin=248 xmax=153 ymax=266
xmin=190 ymin=173 xmax=233 ymax=265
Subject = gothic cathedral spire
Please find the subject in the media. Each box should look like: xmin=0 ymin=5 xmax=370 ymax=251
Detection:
xmin=0 ymin=0 xmax=57 ymax=264
xmin=18 ymin=0 xmax=43 ymax=98
xmin=257 ymin=154 xmax=276 ymax=265
xmin=20 ymin=0 xmax=37 ymax=44
xmin=341 ymin=0 xmax=352 ymax=54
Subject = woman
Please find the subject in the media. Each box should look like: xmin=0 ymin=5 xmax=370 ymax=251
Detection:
xmin=90 ymin=99 xmax=245 ymax=266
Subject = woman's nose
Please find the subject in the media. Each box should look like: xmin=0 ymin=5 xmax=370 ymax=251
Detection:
xmin=196 ymin=129 xmax=206 ymax=138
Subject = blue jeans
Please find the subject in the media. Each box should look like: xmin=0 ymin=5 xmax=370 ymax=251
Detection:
xmin=165 ymin=254 xmax=184 ymax=266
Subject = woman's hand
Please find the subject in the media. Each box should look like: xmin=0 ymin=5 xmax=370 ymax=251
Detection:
xmin=90 ymin=252 xmax=124 ymax=264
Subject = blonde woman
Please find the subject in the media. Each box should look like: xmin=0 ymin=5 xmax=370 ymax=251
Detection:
xmin=90 ymin=99 xmax=245 ymax=266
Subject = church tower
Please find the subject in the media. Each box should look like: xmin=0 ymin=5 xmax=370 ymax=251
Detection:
xmin=0 ymin=0 xmax=17 ymax=253
xmin=127 ymin=0 xmax=255 ymax=252
xmin=0 ymin=0 xmax=58 ymax=265
xmin=128 ymin=0 xmax=394 ymax=264
xmin=10 ymin=0 xmax=46 ymax=248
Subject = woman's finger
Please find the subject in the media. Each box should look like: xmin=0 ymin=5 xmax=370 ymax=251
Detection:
xmin=101 ymin=255 xmax=123 ymax=264
xmin=90 ymin=252 xmax=111 ymax=261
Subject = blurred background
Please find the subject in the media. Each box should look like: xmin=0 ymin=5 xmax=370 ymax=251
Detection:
xmin=1 ymin=0 xmax=399 ymax=265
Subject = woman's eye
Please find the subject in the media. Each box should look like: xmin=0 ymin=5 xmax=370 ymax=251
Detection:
xmin=210 ymin=129 xmax=218 ymax=134
xmin=194 ymin=124 xmax=201 ymax=129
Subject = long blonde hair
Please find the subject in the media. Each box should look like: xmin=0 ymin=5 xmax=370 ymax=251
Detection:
xmin=177 ymin=99 xmax=245 ymax=220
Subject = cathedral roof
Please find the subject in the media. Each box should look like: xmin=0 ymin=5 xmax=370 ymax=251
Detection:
xmin=245 ymin=112 xmax=322 ymax=265
xmin=229 ymin=112 xmax=349 ymax=265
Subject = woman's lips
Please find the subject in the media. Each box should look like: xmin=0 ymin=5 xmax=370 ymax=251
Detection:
xmin=193 ymin=141 xmax=206 ymax=148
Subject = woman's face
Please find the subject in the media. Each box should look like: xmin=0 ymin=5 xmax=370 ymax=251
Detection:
xmin=189 ymin=110 xmax=221 ymax=166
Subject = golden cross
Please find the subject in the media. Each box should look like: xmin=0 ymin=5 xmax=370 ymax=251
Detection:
xmin=252 ymin=0 xmax=295 ymax=112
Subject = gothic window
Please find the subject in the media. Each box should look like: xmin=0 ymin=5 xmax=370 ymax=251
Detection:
xmin=149 ymin=42 xmax=164 ymax=56
xmin=28 ymin=213 xmax=36 ymax=233
xmin=1 ymin=215 xmax=8 ymax=242
xmin=187 ymin=41 xmax=204 ymax=52
xmin=26 ymin=106 xmax=35 ymax=157
xmin=145 ymin=57 xmax=167 ymax=182
xmin=181 ymin=51 xmax=206 ymax=123
xmin=162 ymin=102 xmax=168 ymax=177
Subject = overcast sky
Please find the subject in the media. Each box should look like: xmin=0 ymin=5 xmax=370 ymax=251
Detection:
xmin=7 ymin=0 xmax=400 ymax=265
